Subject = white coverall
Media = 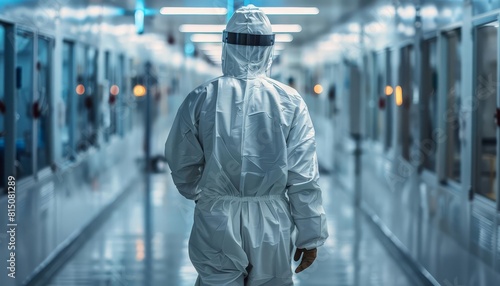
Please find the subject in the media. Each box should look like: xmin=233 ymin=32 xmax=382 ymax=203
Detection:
xmin=165 ymin=5 xmax=328 ymax=286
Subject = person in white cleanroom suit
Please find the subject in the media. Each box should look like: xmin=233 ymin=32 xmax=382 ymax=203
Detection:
xmin=165 ymin=5 xmax=328 ymax=286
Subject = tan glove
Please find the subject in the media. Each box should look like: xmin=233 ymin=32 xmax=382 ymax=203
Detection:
xmin=293 ymin=248 xmax=317 ymax=273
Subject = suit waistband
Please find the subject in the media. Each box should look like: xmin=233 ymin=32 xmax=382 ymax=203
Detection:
xmin=206 ymin=194 xmax=286 ymax=202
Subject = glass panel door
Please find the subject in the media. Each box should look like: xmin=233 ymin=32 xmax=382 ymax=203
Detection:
xmin=375 ymin=52 xmax=385 ymax=144
xmin=76 ymin=46 xmax=98 ymax=151
xmin=16 ymin=30 xmax=34 ymax=179
xmin=421 ymin=38 xmax=438 ymax=172
xmin=399 ymin=45 xmax=414 ymax=161
xmin=0 ymin=25 xmax=5 ymax=186
xmin=104 ymin=50 xmax=111 ymax=142
xmin=37 ymin=36 xmax=52 ymax=171
xmin=445 ymin=29 xmax=462 ymax=183
xmin=61 ymin=41 xmax=73 ymax=158
xmin=385 ymin=49 xmax=393 ymax=151
xmin=86 ymin=48 xmax=98 ymax=146
xmin=475 ymin=23 xmax=497 ymax=201
xmin=117 ymin=54 xmax=125 ymax=136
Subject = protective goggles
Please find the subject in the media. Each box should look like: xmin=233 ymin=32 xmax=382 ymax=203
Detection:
xmin=222 ymin=30 xmax=275 ymax=46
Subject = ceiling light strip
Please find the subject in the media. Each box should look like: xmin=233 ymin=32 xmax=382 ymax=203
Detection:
xmin=180 ymin=24 xmax=301 ymax=33
xmin=260 ymin=7 xmax=319 ymax=15
xmin=160 ymin=7 xmax=227 ymax=15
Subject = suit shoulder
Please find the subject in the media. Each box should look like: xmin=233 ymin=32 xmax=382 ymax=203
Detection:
xmin=266 ymin=78 xmax=302 ymax=101
xmin=189 ymin=77 xmax=220 ymax=96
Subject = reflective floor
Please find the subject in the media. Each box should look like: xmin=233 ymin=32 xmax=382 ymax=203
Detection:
xmin=47 ymin=169 xmax=415 ymax=286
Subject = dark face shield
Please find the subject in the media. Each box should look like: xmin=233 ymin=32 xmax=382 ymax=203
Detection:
xmin=221 ymin=31 xmax=276 ymax=78
xmin=222 ymin=31 xmax=275 ymax=47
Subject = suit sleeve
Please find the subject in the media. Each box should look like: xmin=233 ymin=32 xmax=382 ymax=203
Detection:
xmin=165 ymin=92 xmax=205 ymax=200
xmin=286 ymin=100 xmax=328 ymax=249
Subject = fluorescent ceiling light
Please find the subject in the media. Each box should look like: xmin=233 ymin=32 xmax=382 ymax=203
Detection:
xmin=276 ymin=34 xmax=293 ymax=42
xmin=365 ymin=22 xmax=387 ymax=34
xmin=180 ymin=24 xmax=302 ymax=33
xmin=378 ymin=5 xmax=396 ymax=18
xmin=180 ymin=25 xmax=225 ymax=33
xmin=347 ymin=23 xmax=360 ymax=33
xmin=272 ymin=25 xmax=302 ymax=33
xmin=274 ymin=43 xmax=285 ymax=50
xmin=61 ymin=6 xmax=124 ymax=20
xmin=421 ymin=6 xmax=438 ymax=18
xmin=151 ymin=46 xmax=165 ymax=50
xmin=191 ymin=34 xmax=222 ymax=42
xmin=260 ymin=7 xmax=319 ymax=15
xmin=191 ymin=33 xmax=293 ymax=42
xmin=198 ymin=43 xmax=222 ymax=50
xmin=203 ymin=48 xmax=222 ymax=52
xmin=441 ymin=8 xmax=453 ymax=19
xmin=160 ymin=7 xmax=227 ymax=15
xmin=397 ymin=6 xmax=416 ymax=19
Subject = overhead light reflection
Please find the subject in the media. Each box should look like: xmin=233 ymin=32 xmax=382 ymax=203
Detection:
xmin=365 ymin=22 xmax=387 ymax=34
xmin=160 ymin=7 xmax=227 ymax=15
xmin=191 ymin=34 xmax=221 ymax=42
xmin=395 ymin=86 xmax=403 ymax=106
xmin=314 ymin=84 xmax=323 ymax=94
xmin=397 ymin=5 xmax=416 ymax=20
xmin=135 ymin=9 xmax=145 ymax=34
xmin=260 ymin=7 xmax=319 ymax=15
xmin=199 ymin=43 xmax=222 ymax=51
xmin=61 ymin=6 xmax=124 ymax=20
xmin=76 ymin=84 xmax=85 ymax=95
xmin=110 ymin=85 xmax=120 ymax=96
xmin=133 ymin=85 xmax=147 ymax=97
xmin=180 ymin=25 xmax=225 ymax=33
xmin=421 ymin=6 xmax=438 ymax=18
xmin=385 ymin=86 xmax=393 ymax=96
xmin=136 ymin=239 xmax=145 ymax=261
xmin=397 ymin=23 xmax=415 ymax=36
xmin=272 ymin=24 xmax=302 ymax=33
xmin=180 ymin=24 xmax=301 ymax=33
xmin=276 ymin=34 xmax=293 ymax=42
xmin=347 ymin=23 xmax=360 ymax=33
xmin=274 ymin=43 xmax=285 ymax=50
xmin=378 ymin=5 xmax=396 ymax=18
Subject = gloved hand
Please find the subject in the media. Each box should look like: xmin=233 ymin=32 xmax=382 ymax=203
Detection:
xmin=293 ymin=248 xmax=317 ymax=273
